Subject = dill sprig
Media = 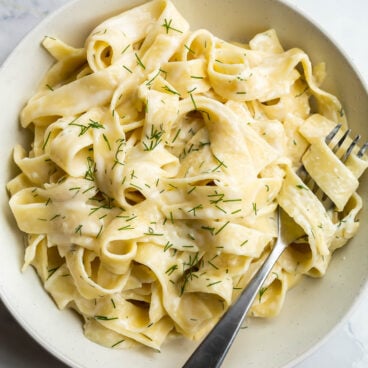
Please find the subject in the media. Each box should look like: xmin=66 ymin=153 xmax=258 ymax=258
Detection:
xmin=180 ymin=252 xmax=201 ymax=295
xmin=252 ymin=202 xmax=258 ymax=216
xmin=144 ymin=226 xmax=164 ymax=236
xmin=47 ymin=266 xmax=60 ymax=280
xmin=69 ymin=118 xmax=104 ymax=136
xmin=143 ymin=124 xmax=165 ymax=151
xmin=122 ymin=65 xmax=132 ymax=73
xmin=171 ymin=128 xmax=181 ymax=144
xmin=187 ymin=204 xmax=203 ymax=216
xmin=85 ymin=157 xmax=96 ymax=181
xmin=212 ymin=154 xmax=227 ymax=172
xmin=296 ymin=184 xmax=308 ymax=190
xmin=184 ymin=44 xmax=195 ymax=54
xmin=121 ymin=44 xmax=130 ymax=55
xmin=135 ymin=53 xmax=145 ymax=69
xmin=215 ymin=221 xmax=230 ymax=235
xmin=258 ymin=286 xmax=268 ymax=303
xmin=162 ymin=85 xmax=181 ymax=96
xmin=111 ymin=339 xmax=125 ymax=348
xmin=165 ymin=264 xmax=178 ymax=276
xmin=102 ymin=134 xmax=111 ymax=150
xmin=161 ymin=18 xmax=183 ymax=34
xmin=112 ymin=138 xmax=126 ymax=169
xmin=94 ymin=315 xmax=118 ymax=321
xmin=164 ymin=241 xmax=174 ymax=252
xmin=42 ymin=131 xmax=51 ymax=150
xmin=207 ymin=280 xmax=222 ymax=287
xmin=75 ymin=224 xmax=83 ymax=235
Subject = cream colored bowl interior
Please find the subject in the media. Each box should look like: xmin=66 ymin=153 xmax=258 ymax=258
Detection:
xmin=0 ymin=1 xmax=367 ymax=367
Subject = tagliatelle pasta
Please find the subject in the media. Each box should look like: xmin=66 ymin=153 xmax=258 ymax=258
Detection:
xmin=7 ymin=0 xmax=367 ymax=351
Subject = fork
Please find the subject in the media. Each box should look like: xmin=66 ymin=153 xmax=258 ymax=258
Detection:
xmin=182 ymin=125 xmax=367 ymax=368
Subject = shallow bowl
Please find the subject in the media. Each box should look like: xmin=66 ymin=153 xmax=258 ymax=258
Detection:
xmin=0 ymin=0 xmax=367 ymax=367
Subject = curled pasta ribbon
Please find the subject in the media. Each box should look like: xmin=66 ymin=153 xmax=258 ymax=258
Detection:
xmin=99 ymin=237 xmax=137 ymax=275
xmin=65 ymin=247 xmax=130 ymax=299
xmin=86 ymin=0 xmax=189 ymax=71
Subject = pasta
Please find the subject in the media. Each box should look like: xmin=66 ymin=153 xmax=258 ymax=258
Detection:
xmin=7 ymin=0 xmax=368 ymax=351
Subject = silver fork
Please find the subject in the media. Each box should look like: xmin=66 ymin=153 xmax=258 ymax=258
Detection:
xmin=182 ymin=125 xmax=367 ymax=368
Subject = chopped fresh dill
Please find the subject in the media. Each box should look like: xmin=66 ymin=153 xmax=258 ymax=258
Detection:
xmin=240 ymin=240 xmax=248 ymax=247
xmin=215 ymin=221 xmax=230 ymax=235
xmin=184 ymin=44 xmax=195 ymax=54
xmin=162 ymin=18 xmax=183 ymax=34
xmin=111 ymin=339 xmax=125 ymax=348
xmin=102 ymin=134 xmax=111 ymax=150
xmin=231 ymin=209 xmax=242 ymax=215
xmin=189 ymin=93 xmax=197 ymax=110
xmin=122 ymin=65 xmax=132 ymax=73
xmin=212 ymin=154 xmax=227 ymax=171
xmin=125 ymin=215 xmax=137 ymax=222
xmin=208 ymin=192 xmax=224 ymax=204
xmin=165 ymin=264 xmax=178 ymax=276
xmin=207 ymin=260 xmax=219 ymax=270
xmin=85 ymin=157 xmax=96 ymax=181
xmin=96 ymin=225 xmax=103 ymax=239
xmin=143 ymin=124 xmax=165 ymax=151
xmin=69 ymin=119 xmax=104 ymax=136
xmin=258 ymin=286 xmax=268 ymax=303
xmin=144 ymin=227 xmax=164 ymax=236
xmin=42 ymin=131 xmax=51 ymax=150
xmin=49 ymin=214 xmax=61 ymax=221
xmin=223 ymin=198 xmax=242 ymax=203
xmin=168 ymin=183 xmax=178 ymax=190
xmin=187 ymin=186 xmax=197 ymax=194
xmin=207 ymin=280 xmax=222 ymax=287
xmin=74 ymin=224 xmax=83 ymax=235
xmin=118 ymin=224 xmax=134 ymax=231
xmin=187 ymin=204 xmax=203 ymax=216
xmin=135 ymin=53 xmax=145 ymax=69
xmin=162 ymin=85 xmax=181 ymax=96
xmin=171 ymin=128 xmax=181 ymax=143
xmin=82 ymin=185 xmax=95 ymax=194
xmin=163 ymin=241 xmax=173 ymax=252
xmin=296 ymin=184 xmax=308 ymax=190
xmin=215 ymin=205 xmax=227 ymax=214
xmin=112 ymin=138 xmax=126 ymax=169
xmin=252 ymin=202 xmax=258 ymax=216
xmin=146 ymin=69 xmax=161 ymax=86
xmin=47 ymin=266 xmax=60 ymax=280
xmin=201 ymin=225 xmax=215 ymax=235
xmin=169 ymin=211 xmax=175 ymax=224
xmin=94 ymin=315 xmax=118 ymax=321
xmin=121 ymin=44 xmax=130 ymax=54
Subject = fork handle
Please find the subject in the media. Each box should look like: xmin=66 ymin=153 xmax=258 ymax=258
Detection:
xmin=182 ymin=240 xmax=286 ymax=368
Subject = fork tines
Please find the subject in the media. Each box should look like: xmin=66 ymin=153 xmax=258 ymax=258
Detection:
xmin=326 ymin=123 xmax=368 ymax=161
xmin=298 ymin=124 xmax=367 ymax=205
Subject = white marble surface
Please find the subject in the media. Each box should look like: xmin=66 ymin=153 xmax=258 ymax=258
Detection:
xmin=0 ymin=0 xmax=367 ymax=367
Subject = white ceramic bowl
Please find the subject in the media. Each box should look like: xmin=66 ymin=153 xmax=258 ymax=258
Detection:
xmin=0 ymin=1 xmax=367 ymax=367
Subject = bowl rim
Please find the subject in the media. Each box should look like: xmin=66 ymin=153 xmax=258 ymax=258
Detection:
xmin=0 ymin=1 xmax=367 ymax=367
